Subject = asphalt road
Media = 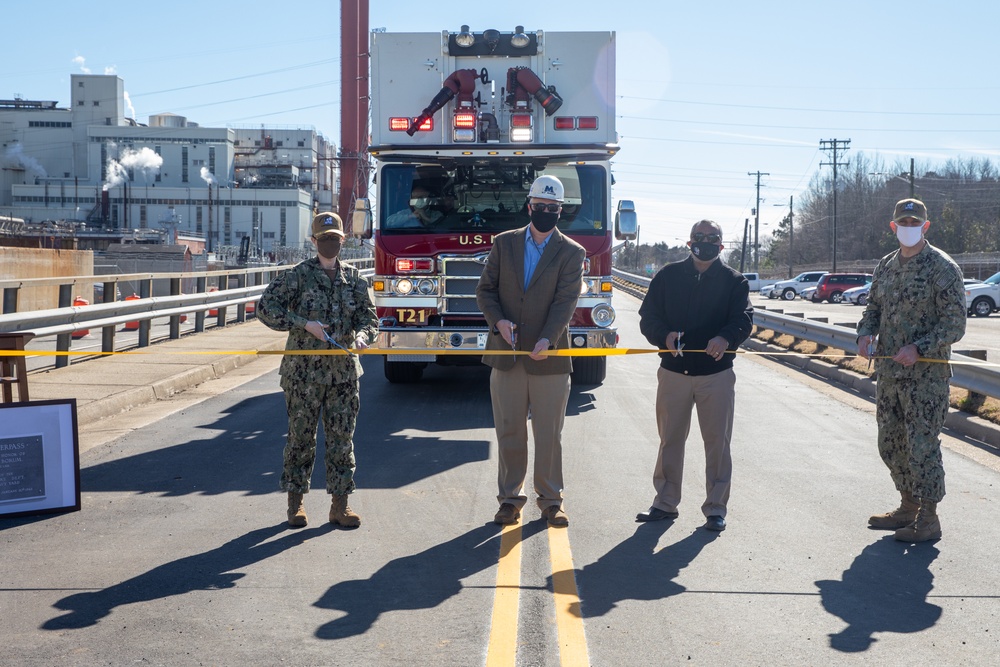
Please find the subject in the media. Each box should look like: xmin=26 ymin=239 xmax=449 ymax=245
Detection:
xmin=3 ymin=293 xmax=1000 ymax=666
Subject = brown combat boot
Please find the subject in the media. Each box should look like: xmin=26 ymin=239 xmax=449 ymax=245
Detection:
xmin=895 ymin=501 xmax=941 ymax=543
xmin=868 ymin=491 xmax=919 ymax=530
xmin=287 ymin=492 xmax=308 ymax=528
xmin=330 ymin=494 xmax=361 ymax=528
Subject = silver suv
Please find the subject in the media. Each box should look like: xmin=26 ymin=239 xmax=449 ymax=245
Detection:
xmin=768 ymin=271 xmax=827 ymax=301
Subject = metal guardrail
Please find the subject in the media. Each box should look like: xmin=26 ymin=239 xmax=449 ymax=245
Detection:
xmin=611 ymin=265 xmax=1000 ymax=401
xmin=755 ymin=309 xmax=1000 ymax=401
xmin=612 ymin=267 xmax=651 ymax=287
xmin=0 ymin=259 xmax=375 ymax=368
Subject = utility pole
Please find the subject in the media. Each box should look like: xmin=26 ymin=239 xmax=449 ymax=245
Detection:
xmin=740 ymin=218 xmax=749 ymax=272
xmin=747 ymin=171 xmax=768 ymax=272
xmin=819 ymin=139 xmax=850 ymax=272
xmin=909 ymin=157 xmax=915 ymax=197
xmin=787 ymin=195 xmax=794 ymax=278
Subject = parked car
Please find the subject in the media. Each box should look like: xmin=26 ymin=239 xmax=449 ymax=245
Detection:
xmin=800 ymin=286 xmax=818 ymax=301
xmin=760 ymin=283 xmax=777 ymax=298
xmin=843 ymin=284 xmax=870 ymax=305
xmin=811 ymin=273 xmax=872 ymax=303
xmin=965 ymin=271 xmax=1000 ymax=317
xmin=769 ymin=271 xmax=827 ymax=301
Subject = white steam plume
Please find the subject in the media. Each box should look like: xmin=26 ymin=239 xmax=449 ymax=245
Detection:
xmin=118 ymin=147 xmax=163 ymax=182
xmin=123 ymin=91 xmax=137 ymax=120
xmin=1 ymin=144 xmax=48 ymax=179
xmin=200 ymin=167 xmax=218 ymax=186
xmin=104 ymin=160 xmax=128 ymax=190
xmin=72 ymin=55 xmax=91 ymax=74
xmin=104 ymin=147 xmax=164 ymax=189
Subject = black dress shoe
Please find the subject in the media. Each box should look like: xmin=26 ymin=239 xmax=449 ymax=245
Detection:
xmin=636 ymin=507 xmax=679 ymax=522
xmin=704 ymin=515 xmax=726 ymax=531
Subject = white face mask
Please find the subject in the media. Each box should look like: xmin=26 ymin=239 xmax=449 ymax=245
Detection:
xmin=895 ymin=224 xmax=924 ymax=247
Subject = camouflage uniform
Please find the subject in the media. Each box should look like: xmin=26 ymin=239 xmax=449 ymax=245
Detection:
xmin=857 ymin=242 xmax=966 ymax=502
xmin=258 ymin=257 xmax=378 ymax=495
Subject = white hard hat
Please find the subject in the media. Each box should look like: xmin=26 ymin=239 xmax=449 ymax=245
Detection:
xmin=528 ymin=175 xmax=565 ymax=202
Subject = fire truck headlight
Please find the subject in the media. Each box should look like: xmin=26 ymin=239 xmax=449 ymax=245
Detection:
xmin=395 ymin=279 xmax=414 ymax=295
xmin=591 ymin=303 xmax=616 ymax=328
xmin=417 ymin=278 xmax=436 ymax=295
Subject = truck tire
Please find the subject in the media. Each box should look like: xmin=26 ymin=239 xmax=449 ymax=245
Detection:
xmin=383 ymin=359 xmax=424 ymax=383
xmin=782 ymin=288 xmax=797 ymax=301
xmin=971 ymin=296 xmax=995 ymax=317
xmin=571 ymin=356 xmax=606 ymax=386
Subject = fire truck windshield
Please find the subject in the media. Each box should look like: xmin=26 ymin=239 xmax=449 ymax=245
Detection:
xmin=379 ymin=164 xmax=607 ymax=235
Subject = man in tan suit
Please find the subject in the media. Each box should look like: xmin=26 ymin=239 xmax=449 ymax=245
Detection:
xmin=476 ymin=175 xmax=586 ymax=527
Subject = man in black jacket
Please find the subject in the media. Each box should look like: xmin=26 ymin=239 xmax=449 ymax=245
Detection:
xmin=636 ymin=220 xmax=753 ymax=531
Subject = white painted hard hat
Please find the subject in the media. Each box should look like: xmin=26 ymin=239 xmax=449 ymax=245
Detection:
xmin=528 ymin=175 xmax=565 ymax=202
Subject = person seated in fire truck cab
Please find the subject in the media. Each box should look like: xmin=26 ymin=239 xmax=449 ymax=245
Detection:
xmin=386 ymin=183 xmax=444 ymax=229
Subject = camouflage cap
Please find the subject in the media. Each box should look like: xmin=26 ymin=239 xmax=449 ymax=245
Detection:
xmin=311 ymin=211 xmax=346 ymax=238
xmin=892 ymin=198 xmax=928 ymax=223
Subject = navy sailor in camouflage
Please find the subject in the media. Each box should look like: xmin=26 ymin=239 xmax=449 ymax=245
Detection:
xmin=257 ymin=212 xmax=378 ymax=505
xmin=857 ymin=199 xmax=966 ymax=541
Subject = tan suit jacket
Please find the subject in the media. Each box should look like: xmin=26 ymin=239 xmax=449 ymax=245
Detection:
xmin=476 ymin=226 xmax=586 ymax=375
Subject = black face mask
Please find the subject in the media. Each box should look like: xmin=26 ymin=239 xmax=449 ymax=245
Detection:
xmin=530 ymin=209 xmax=560 ymax=233
xmin=316 ymin=237 xmax=342 ymax=260
xmin=690 ymin=241 xmax=720 ymax=262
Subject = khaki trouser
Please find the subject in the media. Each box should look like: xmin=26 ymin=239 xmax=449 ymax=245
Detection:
xmin=652 ymin=366 xmax=735 ymax=518
xmin=490 ymin=360 xmax=571 ymax=510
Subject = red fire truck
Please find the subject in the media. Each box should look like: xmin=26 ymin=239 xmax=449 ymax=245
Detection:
xmin=355 ymin=25 xmax=636 ymax=385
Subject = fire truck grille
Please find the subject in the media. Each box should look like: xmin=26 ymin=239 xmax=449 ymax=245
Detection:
xmin=441 ymin=257 xmax=487 ymax=315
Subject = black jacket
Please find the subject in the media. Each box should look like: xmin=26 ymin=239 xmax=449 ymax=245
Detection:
xmin=638 ymin=257 xmax=754 ymax=376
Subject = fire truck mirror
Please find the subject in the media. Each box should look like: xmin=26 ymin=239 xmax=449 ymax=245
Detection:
xmin=353 ymin=198 xmax=373 ymax=239
xmin=615 ymin=202 xmax=638 ymax=241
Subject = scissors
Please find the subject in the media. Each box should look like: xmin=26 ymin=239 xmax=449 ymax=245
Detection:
xmin=866 ymin=336 xmax=876 ymax=371
xmin=324 ymin=330 xmax=356 ymax=357
xmin=674 ymin=331 xmax=685 ymax=357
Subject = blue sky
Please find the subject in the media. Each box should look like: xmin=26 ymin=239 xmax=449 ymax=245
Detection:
xmin=4 ymin=1 xmax=998 ymax=246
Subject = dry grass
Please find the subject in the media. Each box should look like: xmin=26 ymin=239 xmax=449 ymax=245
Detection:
xmin=751 ymin=326 xmax=1000 ymax=427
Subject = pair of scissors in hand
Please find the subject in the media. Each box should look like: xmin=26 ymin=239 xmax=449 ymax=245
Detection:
xmin=866 ymin=336 xmax=876 ymax=371
xmin=324 ymin=330 xmax=356 ymax=357
xmin=674 ymin=331 xmax=685 ymax=357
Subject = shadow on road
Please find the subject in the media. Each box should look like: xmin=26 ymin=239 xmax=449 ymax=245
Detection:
xmin=312 ymin=521 xmax=546 ymax=639
xmin=569 ymin=521 xmax=720 ymax=617
xmin=72 ymin=390 xmax=287 ymax=497
xmin=815 ymin=535 xmax=941 ymax=652
xmin=41 ymin=523 xmax=329 ymax=630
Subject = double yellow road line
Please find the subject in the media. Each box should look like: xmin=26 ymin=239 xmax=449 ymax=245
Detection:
xmin=486 ymin=523 xmax=588 ymax=666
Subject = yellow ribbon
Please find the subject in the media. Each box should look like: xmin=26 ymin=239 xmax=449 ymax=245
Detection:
xmin=2 ymin=347 xmax=998 ymax=368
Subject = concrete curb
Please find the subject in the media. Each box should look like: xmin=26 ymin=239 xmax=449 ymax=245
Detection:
xmin=742 ymin=337 xmax=1000 ymax=450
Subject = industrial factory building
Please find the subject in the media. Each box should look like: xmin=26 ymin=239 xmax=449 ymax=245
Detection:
xmin=0 ymin=74 xmax=337 ymax=255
